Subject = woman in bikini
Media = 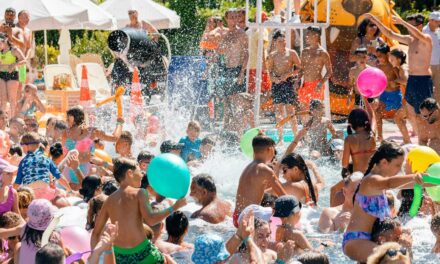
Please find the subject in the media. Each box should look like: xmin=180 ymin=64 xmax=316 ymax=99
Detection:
xmin=350 ymin=18 xmax=385 ymax=67
xmin=62 ymin=106 xmax=123 ymax=186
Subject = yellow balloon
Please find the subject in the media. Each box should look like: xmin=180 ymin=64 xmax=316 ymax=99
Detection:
xmin=407 ymin=146 xmax=440 ymax=173
xmin=94 ymin=149 xmax=112 ymax=164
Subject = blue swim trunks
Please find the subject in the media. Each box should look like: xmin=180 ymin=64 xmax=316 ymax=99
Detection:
xmin=405 ymin=75 xmax=433 ymax=114
xmin=380 ymin=90 xmax=402 ymax=111
xmin=342 ymin=231 xmax=371 ymax=253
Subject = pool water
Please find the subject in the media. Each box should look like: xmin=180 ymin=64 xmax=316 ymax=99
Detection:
xmin=264 ymin=128 xmax=348 ymax=143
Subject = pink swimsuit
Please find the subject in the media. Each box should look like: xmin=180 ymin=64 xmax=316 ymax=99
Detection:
xmin=0 ymin=186 xmax=14 ymax=215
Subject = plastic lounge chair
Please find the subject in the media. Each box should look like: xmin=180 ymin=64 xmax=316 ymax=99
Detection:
xmin=80 ymin=53 xmax=105 ymax=68
xmin=76 ymin=62 xmax=111 ymax=100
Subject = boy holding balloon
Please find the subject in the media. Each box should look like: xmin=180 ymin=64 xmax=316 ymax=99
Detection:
xmin=91 ymin=157 xmax=186 ymax=264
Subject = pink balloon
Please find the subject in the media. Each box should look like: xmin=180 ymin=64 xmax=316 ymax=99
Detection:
xmin=75 ymin=138 xmax=93 ymax=152
xmin=356 ymin=67 xmax=388 ymax=98
xmin=60 ymin=226 xmax=91 ymax=260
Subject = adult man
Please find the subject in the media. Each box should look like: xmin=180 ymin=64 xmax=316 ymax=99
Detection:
xmin=0 ymin=8 xmax=24 ymax=49
xmin=190 ymin=173 xmax=232 ymax=224
xmin=126 ymin=10 xmax=159 ymax=38
xmin=419 ymin=98 xmax=440 ymax=153
xmin=423 ymin=11 xmax=440 ymax=102
xmin=234 ymin=135 xmax=286 ymax=228
xmin=268 ymin=30 xmax=301 ymax=143
xmin=298 ymin=26 xmax=332 ymax=111
xmin=318 ymin=176 xmax=359 ymax=233
xmin=17 ymin=10 xmax=33 ymax=63
xmin=366 ymin=13 xmax=433 ymax=138
xmin=218 ymin=9 xmax=248 ymax=131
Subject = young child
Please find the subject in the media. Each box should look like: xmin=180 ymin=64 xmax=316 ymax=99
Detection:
xmin=14 ymin=132 xmax=72 ymax=200
xmin=0 ymin=212 xmax=24 ymax=263
xmin=16 ymin=84 xmax=45 ymax=118
xmin=389 ymin=48 xmax=411 ymax=143
xmin=179 ymin=121 xmax=202 ymax=162
xmin=348 ymin=47 xmax=370 ymax=108
xmin=234 ymin=135 xmax=286 ymax=228
xmin=115 ymin=131 xmax=133 ymax=158
xmin=343 ymin=141 xmax=423 ymax=263
xmin=8 ymin=117 xmax=25 ymax=144
xmin=91 ymin=157 xmax=186 ymax=263
xmin=431 ymin=213 xmax=440 ymax=253
xmin=137 ymin=150 xmax=154 ymax=172
xmin=376 ymin=44 xmax=401 ymax=141
xmin=306 ymin=100 xmax=337 ymax=157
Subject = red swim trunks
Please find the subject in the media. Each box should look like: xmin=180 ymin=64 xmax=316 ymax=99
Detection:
xmin=298 ymin=80 xmax=324 ymax=108
xmin=248 ymin=69 xmax=271 ymax=93
xmin=233 ymin=210 xmax=241 ymax=228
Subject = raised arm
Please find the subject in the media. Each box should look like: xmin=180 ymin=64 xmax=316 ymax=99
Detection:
xmin=365 ymin=13 xmax=411 ymax=45
xmin=392 ymin=15 xmax=432 ymax=45
xmin=365 ymin=174 xmax=421 ymax=192
xmin=139 ymin=189 xmax=187 ymax=226
xmin=91 ymin=201 xmax=109 ymax=248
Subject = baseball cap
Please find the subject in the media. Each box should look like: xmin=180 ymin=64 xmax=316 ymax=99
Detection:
xmin=160 ymin=140 xmax=184 ymax=153
xmin=429 ymin=11 xmax=440 ymax=21
xmin=0 ymin=159 xmax=18 ymax=175
xmin=273 ymin=195 xmax=302 ymax=218
xmin=192 ymin=234 xmax=229 ymax=264
xmin=330 ymin=139 xmax=344 ymax=151
xmin=27 ymin=199 xmax=58 ymax=231
xmin=238 ymin=204 xmax=272 ymax=224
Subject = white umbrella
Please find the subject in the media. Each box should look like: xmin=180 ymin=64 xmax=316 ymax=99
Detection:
xmin=68 ymin=0 xmax=116 ymax=30
xmin=100 ymin=0 xmax=180 ymax=30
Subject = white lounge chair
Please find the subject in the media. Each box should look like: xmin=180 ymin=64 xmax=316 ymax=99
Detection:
xmin=76 ymin=62 xmax=111 ymax=100
xmin=44 ymin=64 xmax=78 ymax=90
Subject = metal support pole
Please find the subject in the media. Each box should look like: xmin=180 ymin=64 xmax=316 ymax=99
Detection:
xmin=254 ymin=0 xmax=264 ymax=126
xmin=321 ymin=28 xmax=331 ymax=119
xmin=44 ymin=30 xmax=48 ymax=65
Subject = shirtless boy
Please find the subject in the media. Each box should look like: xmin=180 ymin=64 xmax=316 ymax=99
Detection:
xmin=91 ymin=157 xmax=186 ymax=263
xmin=419 ymin=98 xmax=440 ymax=153
xmin=298 ymin=26 xmax=332 ymax=110
xmin=307 ymin=100 xmax=337 ymax=157
xmin=268 ymin=30 xmax=301 ymax=143
xmin=348 ymin=47 xmax=370 ymax=108
xmin=218 ymin=9 xmax=248 ymax=131
xmin=366 ymin=13 xmax=433 ymax=139
xmin=375 ymin=44 xmax=400 ymax=141
xmin=233 ymin=135 xmax=287 ymax=228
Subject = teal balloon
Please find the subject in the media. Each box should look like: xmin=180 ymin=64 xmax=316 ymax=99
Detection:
xmin=240 ymin=128 xmax=261 ymax=158
xmin=147 ymin=153 xmax=190 ymax=199
xmin=426 ymin=162 xmax=440 ymax=202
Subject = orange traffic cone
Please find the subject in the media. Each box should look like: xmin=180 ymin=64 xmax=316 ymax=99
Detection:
xmin=79 ymin=65 xmax=91 ymax=104
xmin=130 ymin=68 xmax=144 ymax=123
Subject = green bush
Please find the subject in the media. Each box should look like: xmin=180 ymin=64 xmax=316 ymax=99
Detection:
xmin=34 ymin=44 xmax=60 ymax=69
xmin=70 ymin=31 xmax=113 ymax=67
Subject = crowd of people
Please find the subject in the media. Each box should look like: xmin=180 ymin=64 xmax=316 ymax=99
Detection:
xmin=0 ymin=1 xmax=439 ymax=264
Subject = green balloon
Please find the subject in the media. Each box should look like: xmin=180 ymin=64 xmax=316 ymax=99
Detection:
xmin=240 ymin=128 xmax=261 ymax=158
xmin=409 ymin=184 xmax=423 ymax=217
xmin=426 ymin=162 xmax=440 ymax=202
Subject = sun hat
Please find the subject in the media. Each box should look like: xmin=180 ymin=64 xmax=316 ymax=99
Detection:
xmin=27 ymin=199 xmax=57 ymax=231
xmin=0 ymin=159 xmax=18 ymax=175
xmin=429 ymin=11 xmax=440 ymax=21
xmin=191 ymin=234 xmax=229 ymax=264
xmin=273 ymin=195 xmax=302 ymax=218
xmin=238 ymin=204 xmax=272 ymax=224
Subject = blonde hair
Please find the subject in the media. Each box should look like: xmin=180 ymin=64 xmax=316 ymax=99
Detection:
xmin=367 ymin=242 xmax=410 ymax=264
xmin=187 ymin=121 xmax=201 ymax=132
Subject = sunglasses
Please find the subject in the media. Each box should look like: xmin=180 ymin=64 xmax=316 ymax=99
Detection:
xmin=422 ymin=109 xmax=436 ymax=120
xmin=20 ymin=141 xmax=40 ymax=146
xmin=307 ymin=26 xmax=321 ymax=33
xmin=8 ymin=236 xmax=17 ymax=240
xmin=368 ymin=24 xmax=377 ymax=28
xmin=379 ymin=247 xmax=407 ymax=262
xmin=128 ymin=11 xmax=136 ymax=15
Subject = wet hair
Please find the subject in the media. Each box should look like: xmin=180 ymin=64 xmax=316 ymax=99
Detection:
xmin=192 ymin=173 xmax=216 ymax=193
xmin=187 ymin=121 xmax=201 ymax=132
xmin=306 ymin=25 xmax=322 ymax=35
xmin=354 ymin=47 xmax=368 ymax=55
xmin=376 ymin=44 xmax=390 ymax=54
xmin=407 ymin=13 xmax=425 ymax=25
xmin=347 ymin=108 xmax=372 ymax=136
xmin=252 ymin=135 xmax=275 ymax=153
xmin=141 ymin=174 xmax=149 ymax=189
xmin=420 ymin=98 xmax=439 ymax=112
xmin=0 ymin=212 xmax=22 ymax=228
xmin=113 ymin=157 xmax=137 ymax=183
xmin=9 ymin=144 xmax=22 ymax=157
xmin=102 ymin=179 xmax=118 ymax=195
xmin=390 ymin=49 xmax=407 ymax=65
xmin=165 ymin=211 xmax=189 ymax=242
xmin=18 ymin=187 xmax=34 ymax=210
xmin=22 ymin=225 xmax=44 ymax=247
xmin=137 ymin=150 xmax=154 ymax=163
xmin=281 ymin=153 xmax=317 ymax=205
xmin=201 ymin=136 xmax=215 ymax=146
xmin=431 ymin=213 xmax=440 ymax=236
xmin=297 ymin=252 xmax=330 ymax=264
xmin=398 ymin=189 xmax=424 ymax=217
xmin=272 ymin=30 xmax=285 ymax=40
xmin=54 ymin=120 xmax=67 ymax=131
xmin=66 ymin=106 xmax=85 ymax=127
xmin=49 ymin=142 xmax=63 ymax=159
xmin=118 ymin=131 xmax=133 ymax=146
xmin=357 ymin=18 xmax=380 ymax=38
xmin=371 ymin=217 xmax=401 ymax=243
xmin=261 ymin=192 xmax=278 ymax=208
xmin=310 ymin=100 xmax=323 ymax=111
xmin=35 ymin=243 xmax=65 ymax=264
xmin=364 ymin=141 xmax=404 ymax=176
xmin=79 ymin=175 xmax=102 ymax=202
xmin=86 ymin=194 xmax=107 ymax=231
